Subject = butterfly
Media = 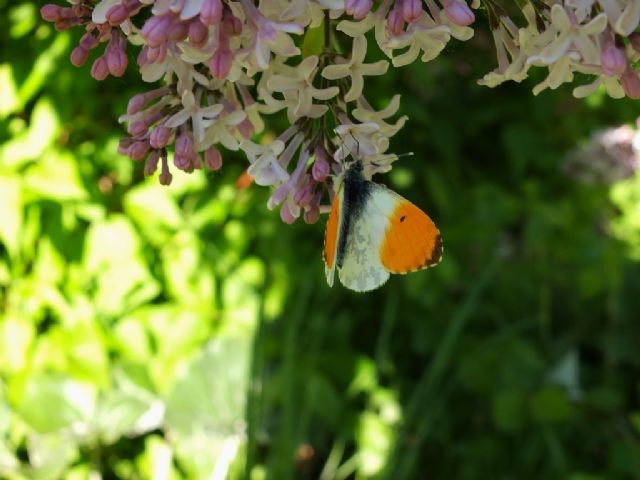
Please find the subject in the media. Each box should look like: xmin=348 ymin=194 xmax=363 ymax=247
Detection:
xmin=323 ymin=159 xmax=442 ymax=292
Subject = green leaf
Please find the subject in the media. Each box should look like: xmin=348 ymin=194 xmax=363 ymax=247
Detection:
xmin=0 ymin=314 xmax=35 ymax=375
xmin=0 ymin=176 xmax=23 ymax=258
xmin=302 ymin=24 xmax=324 ymax=58
xmin=491 ymin=389 xmax=526 ymax=432
xmin=0 ymin=97 xmax=60 ymax=171
xmin=0 ymin=64 xmax=20 ymax=119
xmin=17 ymin=375 xmax=96 ymax=433
xmin=529 ymin=387 xmax=574 ymax=424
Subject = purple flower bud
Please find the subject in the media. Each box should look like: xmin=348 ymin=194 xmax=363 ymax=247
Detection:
xmin=90 ymin=56 xmax=109 ymax=80
xmin=205 ymin=145 xmax=223 ymax=170
xmin=312 ymin=145 xmax=330 ymax=181
xmin=621 ymin=66 xmax=640 ymax=99
xmin=222 ymin=11 xmax=242 ymax=36
xmin=79 ymin=32 xmax=98 ymax=51
xmin=150 ymin=125 xmax=172 ymax=148
xmin=127 ymin=94 xmax=147 ymax=115
xmin=128 ymin=119 xmax=149 ymax=137
xmin=601 ymin=40 xmax=627 ymax=76
xmin=629 ymin=33 xmax=640 ymax=52
xmin=41 ymin=4 xmax=63 ymax=21
xmin=128 ymin=140 xmax=150 ymax=160
xmin=237 ymin=118 xmax=255 ymax=139
xmin=174 ymin=154 xmax=192 ymax=170
xmin=210 ymin=47 xmax=233 ymax=78
xmin=188 ymin=19 xmax=209 ymax=45
xmin=293 ymin=183 xmax=313 ymax=206
xmin=166 ymin=19 xmax=189 ymax=42
xmin=444 ymin=0 xmax=475 ymax=26
xmin=137 ymin=46 xmax=149 ymax=66
xmin=159 ymin=152 xmax=173 ymax=185
xmin=107 ymin=39 xmax=128 ymax=77
xmin=70 ymin=46 xmax=89 ymax=67
xmin=386 ymin=4 xmax=405 ymax=35
xmin=175 ymin=130 xmax=194 ymax=156
xmin=201 ymin=0 xmax=223 ymax=25
xmin=142 ymin=15 xmax=171 ymax=47
xmin=147 ymin=44 xmax=167 ymax=63
xmin=145 ymin=150 xmax=160 ymax=176
xmin=118 ymin=137 xmax=135 ymax=155
xmin=402 ymin=0 xmax=423 ymax=23
xmin=345 ymin=0 xmax=373 ymax=19
xmin=304 ymin=206 xmax=320 ymax=224
xmin=106 ymin=3 xmax=130 ymax=25
xmin=280 ymin=202 xmax=298 ymax=224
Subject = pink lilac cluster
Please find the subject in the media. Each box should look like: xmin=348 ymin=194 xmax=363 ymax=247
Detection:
xmin=39 ymin=0 xmax=640 ymax=224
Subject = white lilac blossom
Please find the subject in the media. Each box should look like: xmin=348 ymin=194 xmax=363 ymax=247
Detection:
xmin=41 ymin=0 xmax=640 ymax=225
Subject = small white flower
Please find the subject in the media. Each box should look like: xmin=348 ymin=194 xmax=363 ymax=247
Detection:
xmin=321 ymin=36 xmax=388 ymax=102
xmin=165 ymin=89 xmax=224 ymax=143
xmin=267 ymin=55 xmax=339 ymax=120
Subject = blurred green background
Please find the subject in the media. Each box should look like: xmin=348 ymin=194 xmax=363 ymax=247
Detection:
xmin=2 ymin=1 xmax=640 ymax=479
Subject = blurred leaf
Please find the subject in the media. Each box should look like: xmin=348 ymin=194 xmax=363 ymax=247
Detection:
xmin=302 ymin=25 xmax=324 ymax=58
xmin=491 ymin=389 xmax=526 ymax=432
xmin=83 ymin=215 xmax=159 ymax=316
xmin=17 ymin=375 xmax=96 ymax=433
xmin=529 ymin=387 xmax=574 ymax=424
xmin=0 ymin=314 xmax=35 ymax=375
xmin=0 ymin=175 xmax=22 ymax=258
xmin=0 ymin=64 xmax=19 ymax=118
xmin=0 ymin=97 xmax=60 ymax=171
xmin=9 ymin=3 xmax=37 ymax=38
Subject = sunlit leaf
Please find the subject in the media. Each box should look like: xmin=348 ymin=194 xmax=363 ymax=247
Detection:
xmin=0 ymin=315 xmax=35 ymax=375
xmin=0 ymin=176 xmax=23 ymax=258
xmin=0 ymin=64 xmax=19 ymax=118
xmin=18 ymin=375 xmax=96 ymax=433
xmin=0 ymin=97 xmax=60 ymax=171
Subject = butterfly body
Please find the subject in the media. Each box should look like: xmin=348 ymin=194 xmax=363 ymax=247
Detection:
xmin=324 ymin=160 xmax=442 ymax=292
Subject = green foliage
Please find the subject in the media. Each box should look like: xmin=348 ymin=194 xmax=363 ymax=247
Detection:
xmin=2 ymin=2 xmax=640 ymax=479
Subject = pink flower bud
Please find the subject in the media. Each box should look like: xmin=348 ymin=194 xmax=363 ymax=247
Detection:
xmin=106 ymin=3 xmax=130 ymax=25
xmin=601 ymin=40 xmax=627 ymax=76
xmin=622 ymin=66 xmax=640 ymax=99
xmin=386 ymin=4 xmax=405 ymax=35
xmin=201 ymin=0 xmax=223 ymax=25
xmin=79 ymin=32 xmax=97 ymax=51
xmin=150 ymin=125 xmax=172 ymax=148
xmin=237 ymin=118 xmax=254 ymax=139
xmin=188 ymin=19 xmax=209 ymax=45
xmin=205 ymin=145 xmax=223 ymax=170
xmin=444 ymin=0 xmax=475 ymax=26
xmin=312 ymin=146 xmax=330 ymax=181
xmin=304 ymin=206 xmax=320 ymax=224
xmin=128 ymin=119 xmax=149 ymax=137
xmin=146 ymin=44 xmax=167 ymax=63
xmin=144 ymin=150 xmax=160 ymax=176
xmin=107 ymin=45 xmax=128 ymax=77
xmin=629 ymin=33 xmax=640 ymax=52
xmin=293 ymin=184 xmax=313 ymax=206
xmin=90 ymin=56 xmax=109 ymax=80
xmin=118 ymin=137 xmax=134 ymax=155
xmin=70 ymin=47 xmax=89 ymax=67
xmin=142 ymin=15 xmax=171 ymax=47
xmin=402 ymin=0 xmax=423 ymax=23
xmin=159 ymin=154 xmax=173 ymax=185
xmin=280 ymin=202 xmax=298 ymax=224
xmin=222 ymin=12 xmax=242 ymax=36
xmin=175 ymin=131 xmax=194 ymax=156
xmin=128 ymin=141 xmax=150 ymax=160
xmin=166 ymin=19 xmax=188 ymax=41
xmin=209 ymin=48 xmax=233 ymax=78
xmin=127 ymin=94 xmax=147 ymax=115
xmin=41 ymin=4 xmax=63 ymax=21
xmin=174 ymin=154 xmax=192 ymax=170
xmin=345 ymin=0 xmax=373 ymax=20
xmin=137 ymin=46 xmax=149 ymax=66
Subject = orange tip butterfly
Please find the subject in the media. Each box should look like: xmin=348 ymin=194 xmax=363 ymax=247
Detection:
xmin=323 ymin=159 xmax=443 ymax=292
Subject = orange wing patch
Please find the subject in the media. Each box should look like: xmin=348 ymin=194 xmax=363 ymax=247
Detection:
xmin=324 ymin=194 xmax=341 ymax=269
xmin=380 ymin=201 xmax=442 ymax=273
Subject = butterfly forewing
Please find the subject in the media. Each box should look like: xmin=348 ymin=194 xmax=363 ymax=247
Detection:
xmin=368 ymin=185 xmax=442 ymax=274
xmin=323 ymin=188 xmax=343 ymax=287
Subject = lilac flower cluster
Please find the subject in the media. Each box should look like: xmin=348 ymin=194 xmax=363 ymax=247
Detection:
xmin=40 ymin=0 xmax=640 ymax=223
